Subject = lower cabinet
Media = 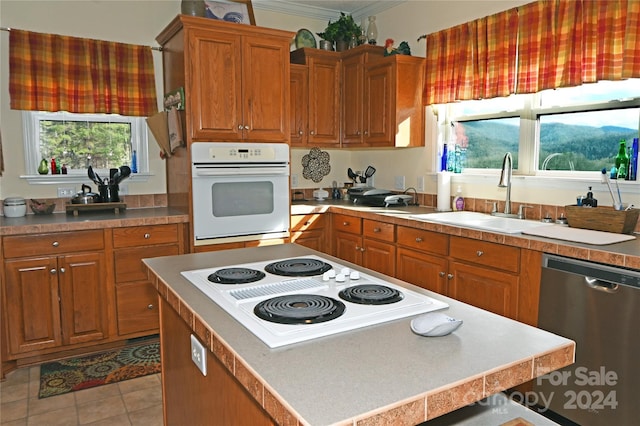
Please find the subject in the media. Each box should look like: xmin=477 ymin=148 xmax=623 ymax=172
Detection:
xmin=290 ymin=213 xmax=326 ymax=252
xmin=112 ymin=224 xmax=183 ymax=337
xmin=2 ymin=231 xmax=108 ymax=355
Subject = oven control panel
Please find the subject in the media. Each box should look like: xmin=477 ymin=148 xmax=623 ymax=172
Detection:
xmin=191 ymin=142 xmax=289 ymax=163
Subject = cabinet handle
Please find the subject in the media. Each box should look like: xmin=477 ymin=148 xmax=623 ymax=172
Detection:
xmin=364 ymin=130 xmax=369 ymax=136
xmin=144 ymin=233 xmax=151 ymax=239
xmin=244 ymin=125 xmax=250 ymax=130
xmin=439 ymin=271 xmax=446 ymax=277
xmin=342 ymin=222 xmax=349 ymax=226
xmin=415 ymin=237 xmax=423 ymax=242
xmin=356 ymin=130 xmax=361 ymax=135
xmin=447 ymin=273 xmax=454 ymax=280
xmin=373 ymin=227 xmax=381 ymax=233
xmin=238 ymin=124 xmax=244 ymax=130
xmin=59 ymin=268 xmax=65 ymax=273
xmin=360 ymin=247 xmax=365 ymax=252
xmin=50 ymin=268 xmax=57 ymax=274
xmin=52 ymin=241 xmax=59 ymax=247
xmin=147 ymin=304 xmax=154 ymax=310
xmin=355 ymin=246 xmax=361 ymax=251
xmin=298 ymin=130 xmax=303 ymax=135
xmin=476 ymin=250 xmax=484 ymax=257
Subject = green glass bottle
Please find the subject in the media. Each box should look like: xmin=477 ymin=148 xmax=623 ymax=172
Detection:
xmin=615 ymin=139 xmax=629 ymax=179
xmin=38 ymin=158 xmax=49 ymax=174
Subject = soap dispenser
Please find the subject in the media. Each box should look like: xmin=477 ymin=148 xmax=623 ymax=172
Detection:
xmin=452 ymin=186 xmax=465 ymax=211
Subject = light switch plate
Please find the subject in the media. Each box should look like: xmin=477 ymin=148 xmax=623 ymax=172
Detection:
xmin=190 ymin=334 xmax=207 ymax=376
xmin=394 ymin=176 xmax=405 ymax=190
xmin=417 ymin=176 xmax=425 ymax=192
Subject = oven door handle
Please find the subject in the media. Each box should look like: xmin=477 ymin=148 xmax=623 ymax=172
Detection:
xmin=193 ymin=167 xmax=289 ymax=177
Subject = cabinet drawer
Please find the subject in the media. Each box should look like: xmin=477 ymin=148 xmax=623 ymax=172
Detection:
xmin=449 ymin=236 xmax=520 ymax=273
xmin=114 ymin=244 xmax=180 ymax=283
xmin=291 ymin=214 xmax=325 ymax=232
xmin=363 ymin=219 xmax=395 ymax=242
xmin=332 ymin=213 xmax=362 ymax=234
xmin=397 ymin=226 xmax=448 ymax=256
xmin=116 ymin=283 xmax=159 ymax=335
xmin=112 ymin=224 xmax=179 ymax=248
xmin=3 ymin=230 xmax=104 ymax=258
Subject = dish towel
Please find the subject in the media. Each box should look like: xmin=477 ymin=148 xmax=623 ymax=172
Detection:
xmin=168 ymin=108 xmax=184 ymax=152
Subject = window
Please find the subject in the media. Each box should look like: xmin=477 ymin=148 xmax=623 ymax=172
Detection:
xmin=23 ymin=111 xmax=149 ymax=180
xmin=446 ymin=79 xmax=640 ymax=176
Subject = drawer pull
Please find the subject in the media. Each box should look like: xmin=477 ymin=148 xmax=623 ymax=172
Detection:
xmin=476 ymin=250 xmax=484 ymax=257
xmin=343 ymin=222 xmax=349 ymax=226
xmin=144 ymin=233 xmax=151 ymax=239
xmin=439 ymin=271 xmax=446 ymax=277
xmin=59 ymin=268 xmax=65 ymax=273
xmin=360 ymin=247 xmax=365 ymax=252
xmin=355 ymin=246 xmax=361 ymax=251
xmin=52 ymin=241 xmax=60 ymax=247
xmin=373 ymin=227 xmax=381 ymax=233
xmin=147 ymin=304 xmax=154 ymax=310
xmin=50 ymin=268 xmax=57 ymax=274
xmin=304 ymin=221 xmax=311 ymax=226
xmin=415 ymin=237 xmax=423 ymax=243
xmin=447 ymin=273 xmax=454 ymax=280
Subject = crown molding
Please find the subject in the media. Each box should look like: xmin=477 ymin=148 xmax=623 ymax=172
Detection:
xmin=252 ymin=0 xmax=406 ymax=22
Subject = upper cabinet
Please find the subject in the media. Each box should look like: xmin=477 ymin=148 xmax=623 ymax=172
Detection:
xmin=291 ymin=45 xmax=426 ymax=148
xmin=157 ymin=16 xmax=293 ymax=143
xmin=290 ymin=49 xmax=341 ymax=147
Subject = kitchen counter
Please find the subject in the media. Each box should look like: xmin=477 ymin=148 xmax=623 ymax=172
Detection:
xmin=143 ymin=244 xmax=575 ymax=425
xmin=292 ymin=200 xmax=640 ymax=270
xmin=0 ymin=207 xmax=189 ymax=236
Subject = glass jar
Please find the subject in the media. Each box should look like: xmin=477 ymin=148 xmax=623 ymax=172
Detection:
xmin=181 ymin=0 xmax=205 ymax=17
xmin=3 ymin=197 xmax=27 ymax=218
xmin=367 ymin=16 xmax=378 ymax=45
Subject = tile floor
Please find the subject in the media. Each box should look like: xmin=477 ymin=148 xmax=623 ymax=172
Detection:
xmin=0 ymin=366 xmax=163 ymax=425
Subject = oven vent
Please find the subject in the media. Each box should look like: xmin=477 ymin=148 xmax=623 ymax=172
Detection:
xmin=228 ymin=278 xmax=326 ymax=301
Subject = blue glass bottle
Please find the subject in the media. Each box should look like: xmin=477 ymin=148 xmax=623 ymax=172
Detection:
xmin=131 ymin=150 xmax=138 ymax=173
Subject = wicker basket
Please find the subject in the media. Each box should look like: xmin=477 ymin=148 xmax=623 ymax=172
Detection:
xmin=565 ymin=205 xmax=640 ymax=234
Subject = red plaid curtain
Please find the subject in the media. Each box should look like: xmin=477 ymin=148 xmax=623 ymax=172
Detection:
xmin=9 ymin=30 xmax=157 ymax=117
xmin=424 ymin=0 xmax=640 ymax=105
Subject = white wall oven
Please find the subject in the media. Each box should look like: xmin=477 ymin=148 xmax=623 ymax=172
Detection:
xmin=191 ymin=142 xmax=290 ymax=246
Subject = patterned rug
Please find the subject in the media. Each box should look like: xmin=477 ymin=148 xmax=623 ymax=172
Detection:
xmin=38 ymin=341 xmax=161 ymax=398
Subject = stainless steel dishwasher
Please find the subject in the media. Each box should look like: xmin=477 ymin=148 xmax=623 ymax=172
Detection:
xmin=535 ymin=254 xmax=640 ymax=425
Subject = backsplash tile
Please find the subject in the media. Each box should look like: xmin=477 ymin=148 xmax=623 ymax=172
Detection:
xmin=1 ymin=194 xmax=168 ymax=216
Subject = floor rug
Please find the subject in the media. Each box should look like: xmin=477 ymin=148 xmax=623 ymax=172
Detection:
xmin=38 ymin=341 xmax=160 ymax=398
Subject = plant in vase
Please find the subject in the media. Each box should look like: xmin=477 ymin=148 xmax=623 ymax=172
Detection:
xmin=316 ymin=12 xmax=363 ymax=52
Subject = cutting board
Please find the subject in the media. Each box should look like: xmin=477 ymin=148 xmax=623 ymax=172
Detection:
xmin=523 ymin=224 xmax=636 ymax=245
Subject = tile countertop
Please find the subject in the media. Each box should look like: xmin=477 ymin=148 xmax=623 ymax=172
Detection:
xmin=0 ymin=207 xmax=189 ymax=236
xmin=143 ymin=244 xmax=575 ymax=425
xmin=292 ymin=200 xmax=640 ymax=270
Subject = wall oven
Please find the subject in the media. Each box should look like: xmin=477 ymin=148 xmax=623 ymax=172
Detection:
xmin=191 ymin=142 xmax=290 ymax=246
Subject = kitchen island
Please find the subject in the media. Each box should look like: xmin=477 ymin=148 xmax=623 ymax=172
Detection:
xmin=143 ymin=244 xmax=574 ymax=425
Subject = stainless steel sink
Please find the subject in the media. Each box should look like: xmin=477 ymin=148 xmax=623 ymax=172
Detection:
xmin=409 ymin=211 xmax=554 ymax=234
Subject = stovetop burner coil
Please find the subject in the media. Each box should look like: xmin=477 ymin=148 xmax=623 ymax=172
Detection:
xmin=339 ymin=284 xmax=404 ymax=305
xmin=208 ymin=267 xmax=266 ymax=284
xmin=254 ymin=294 xmax=345 ymax=324
xmin=264 ymin=258 xmax=333 ymax=277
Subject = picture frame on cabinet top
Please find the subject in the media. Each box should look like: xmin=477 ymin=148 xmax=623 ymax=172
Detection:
xmin=204 ymin=0 xmax=255 ymax=25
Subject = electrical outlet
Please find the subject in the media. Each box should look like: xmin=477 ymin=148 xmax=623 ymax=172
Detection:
xmin=416 ymin=176 xmax=425 ymax=192
xmin=190 ymin=334 xmax=207 ymax=376
xmin=394 ymin=176 xmax=405 ymax=190
xmin=291 ymin=174 xmax=299 ymax=188
xmin=57 ymin=187 xmax=76 ymax=198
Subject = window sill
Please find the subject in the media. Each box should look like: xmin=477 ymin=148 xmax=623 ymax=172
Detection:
xmin=21 ymin=173 xmax=153 ymax=185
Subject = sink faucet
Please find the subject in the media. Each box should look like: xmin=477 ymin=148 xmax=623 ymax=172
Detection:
xmin=498 ymin=152 xmax=512 ymax=215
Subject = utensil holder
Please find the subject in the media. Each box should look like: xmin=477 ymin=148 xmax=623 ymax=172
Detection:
xmin=564 ymin=205 xmax=639 ymax=234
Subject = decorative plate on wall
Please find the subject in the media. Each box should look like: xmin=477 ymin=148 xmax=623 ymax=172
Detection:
xmin=295 ymin=29 xmax=317 ymax=49
xmin=301 ymin=147 xmax=331 ymax=183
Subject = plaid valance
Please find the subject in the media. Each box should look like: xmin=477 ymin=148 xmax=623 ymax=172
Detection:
xmin=9 ymin=29 xmax=157 ymax=116
xmin=424 ymin=0 xmax=640 ymax=105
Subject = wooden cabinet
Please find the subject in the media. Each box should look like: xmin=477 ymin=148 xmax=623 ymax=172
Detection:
xmin=396 ymin=227 xmax=520 ymax=318
xmin=157 ymin=15 xmax=293 ymax=143
xmin=289 ymin=64 xmax=309 ymax=146
xmin=112 ymin=225 xmax=183 ymax=336
xmin=341 ymin=46 xmax=385 ymax=146
xmin=331 ymin=214 xmax=395 ymax=276
xmin=290 ymin=48 xmax=341 ymax=147
xmin=2 ymin=231 xmax=108 ymax=355
xmin=290 ymin=213 xmax=326 ymax=252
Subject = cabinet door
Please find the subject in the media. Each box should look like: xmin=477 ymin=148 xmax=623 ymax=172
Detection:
xmin=396 ymin=247 xmax=448 ymax=295
xmin=291 ymin=230 xmax=325 ymax=253
xmin=364 ymin=63 xmax=394 ymax=146
xmin=308 ymin=56 xmax=341 ymax=146
xmin=448 ymin=261 xmax=519 ymax=318
xmin=188 ymin=28 xmax=243 ymax=141
xmin=341 ymin=54 xmax=364 ymax=145
xmin=333 ymin=232 xmax=362 ymax=265
xmin=114 ymin=245 xmax=180 ymax=283
xmin=242 ymin=35 xmax=290 ymax=142
xmin=290 ymin=65 xmax=308 ymax=146
xmin=58 ymin=252 xmax=109 ymax=345
xmin=116 ymin=283 xmax=159 ymax=335
xmin=4 ymin=257 xmax=62 ymax=354
xmin=362 ymin=238 xmax=395 ymax=276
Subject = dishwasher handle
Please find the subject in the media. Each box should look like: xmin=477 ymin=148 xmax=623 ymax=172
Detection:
xmin=585 ymin=277 xmax=619 ymax=293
